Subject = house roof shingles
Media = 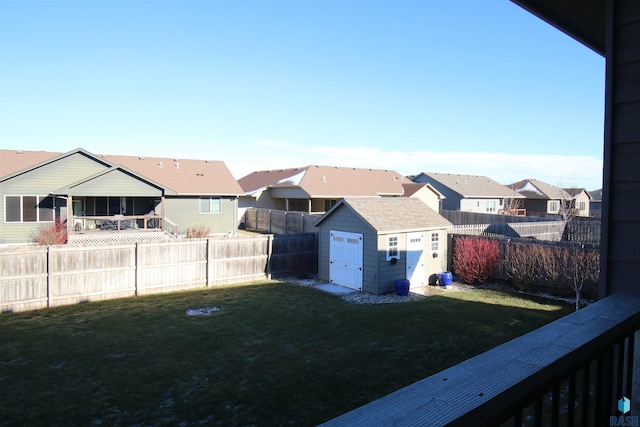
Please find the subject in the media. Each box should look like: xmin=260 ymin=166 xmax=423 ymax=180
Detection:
xmin=318 ymin=197 xmax=452 ymax=233
xmin=509 ymin=178 xmax=573 ymax=200
xmin=418 ymin=172 xmax=521 ymax=198
xmin=238 ymin=165 xmax=407 ymax=197
xmin=0 ymin=149 xmax=243 ymax=196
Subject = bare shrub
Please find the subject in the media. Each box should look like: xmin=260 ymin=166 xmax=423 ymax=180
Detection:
xmin=34 ymin=220 xmax=67 ymax=245
xmin=186 ymin=225 xmax=211 ymax=238
xmin=504 ymin=244 xmax=539 ymax=292
xmin=452 ymin=236 xmax=500 ymax=284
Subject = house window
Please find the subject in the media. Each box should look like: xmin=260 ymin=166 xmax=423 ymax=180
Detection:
xmin=549 ymin=201 xmax=559 ymax=212
xmin=324 ymin=199 xmax=337 ymax=211
xmin=200 ymin=197 xmax=221 ymax=214
xmin=4 ymin=195 xmax=55 ymax=223
xmin=486 ymin=201 xmax=496 ymax=212
xmin=431 ymin=232 xmax=440 ymax=252
xmin=386 ymin=235 xmax=399 ymax=261
xmin=579 ymin=201 xmax=586 ymax=211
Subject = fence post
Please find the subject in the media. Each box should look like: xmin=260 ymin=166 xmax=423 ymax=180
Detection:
xmin=206 ymin=238 xmax=211 ymax=287
xmin=266 ymin=235 xmax=273 ymax=280
xmin=135 ymin=242 xmax=140 ymax=296
xmin=47 ymin=246 xmax=52 ymax=308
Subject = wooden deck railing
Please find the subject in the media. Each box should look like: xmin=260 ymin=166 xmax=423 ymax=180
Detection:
xmin=72 ymin=215 xmax=163 ymax=232
xmin=319 ymin=291 xmax=640 ymax=426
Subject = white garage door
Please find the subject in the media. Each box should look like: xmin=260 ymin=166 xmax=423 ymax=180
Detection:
xmin=329 ymin=230 xmax=363 ymax=290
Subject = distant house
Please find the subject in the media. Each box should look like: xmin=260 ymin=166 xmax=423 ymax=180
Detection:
xmin=401 ymin=183 xmax=445 ymax=212
xmin=0 ymin=148 xmax=243 ymax=244
xmin=315 ymin=197 xmax=452 ymax=294
xmin=589 ymin=189 xmax=602 ymax=218
xmin=237 ymin=165 xmax=409 ymax=214
xmin=508 ymin=179 xmax=575 ymax=218
xmin=410 ymin=172 xmax=523 ymax=214
xmin=564 ymin=188 xmax=592 ymax=217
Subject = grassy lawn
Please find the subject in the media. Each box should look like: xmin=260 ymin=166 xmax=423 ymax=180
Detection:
xmin=0 ymin=281 xmax=572 ymax=426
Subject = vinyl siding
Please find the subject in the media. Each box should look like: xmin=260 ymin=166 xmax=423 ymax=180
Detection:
xmin=65 ymin=170 xmax=163 ymax=197
xmin=164 ymin=196 xmax=238 ymax=235
xmin=602 ymin=0 xmax=640 ymax=295
xmin=0 ymin=152 xmax=109 ymax=243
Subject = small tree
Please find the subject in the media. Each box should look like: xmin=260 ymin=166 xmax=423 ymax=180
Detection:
xmin=452 ymin=236 xmax=500 ymax=284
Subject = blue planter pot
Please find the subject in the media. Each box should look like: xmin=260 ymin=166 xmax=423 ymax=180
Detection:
xmin=438 ymin=271 xmax=453 ymax=287
xmin=394 ymin=279 xmax=410 ymax=296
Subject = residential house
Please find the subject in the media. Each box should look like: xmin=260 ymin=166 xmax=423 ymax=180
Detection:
xmin=0 ymin=148 xmax=243 ymax=244
xmin=508 ymin=178 xmax=576 ymax=218
xmin=315 ymin=197 xmax=452 ymax=294
xmin=564 ymin=187 xmax=592 ymax=217
xmin=237 ymin=165 xmax=409 ymax=214
xmin=589 ymin=188 xmax=602 ymax=218
xmin=411 ymin=172 xmax=523 ymax=214
xmin=401 ymin=182 xmax=444 ymax=212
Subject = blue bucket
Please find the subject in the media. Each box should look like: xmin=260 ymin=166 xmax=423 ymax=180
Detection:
xmin=438 ymin=271 xmax=453 ymax=287
xmin=394 ymin=279 xmax=410 ymax=296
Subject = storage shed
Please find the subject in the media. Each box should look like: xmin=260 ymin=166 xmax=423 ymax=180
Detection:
xmin=315 ymin=197 xmax=453 ymax=295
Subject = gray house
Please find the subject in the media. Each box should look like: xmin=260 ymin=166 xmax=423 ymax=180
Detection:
xmin=0 ymin=148 xmax=243 ymax=244
xmin=315 ymin=197 xmax=453 ymax=295
xmin=411 ymin=172 xmax=523 ymax=214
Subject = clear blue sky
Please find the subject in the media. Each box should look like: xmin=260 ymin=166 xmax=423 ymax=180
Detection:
xmin=0 ymin=0 xmax=605 ymax=190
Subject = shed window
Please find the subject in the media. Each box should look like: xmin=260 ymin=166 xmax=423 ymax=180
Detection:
xmin=200 ymin=197 xmax=221 ymax=214
xmin=386 ymin=235 xmax=399 ymax=261
xmin=4 ymin=195 xmax=55 ymax=223
xmin=431 ymin=231 xmax=440 ymax=252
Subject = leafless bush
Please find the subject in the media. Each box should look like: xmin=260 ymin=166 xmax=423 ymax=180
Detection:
xmin=504 ymin=242 xmax=600 ymax=305
xmin=33 ymin=220 xmax=67 ymax=245
xmin=186 ymin=225 xmax=211 ymax=238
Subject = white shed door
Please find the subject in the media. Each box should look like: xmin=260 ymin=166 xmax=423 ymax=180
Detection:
xmin=406 ymin=232 xmax=425 ymax=288
xmin=329 ymin=230 xmax=363 ymax=290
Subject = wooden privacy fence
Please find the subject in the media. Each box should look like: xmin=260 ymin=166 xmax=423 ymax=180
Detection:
xmin=0 ymin=233 xmax=317 ymax=313
xmin=450 ymin=221 xmax=567 ymax=241
xmin=244 ymin=208 xmax=320 ymax=234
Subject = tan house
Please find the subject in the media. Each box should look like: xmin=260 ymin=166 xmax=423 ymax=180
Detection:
xmin=0 ymin=148 xmax=243 ymax=244
xmin=237 ymin=165 xmax=410 ymax=214
xmin=401 ymin=182 xmax=445 ymax=212
xmin=508 ymin=178 xmax=576 ymax=218
xmin=564 ymin=188 xmax=592 ymax=217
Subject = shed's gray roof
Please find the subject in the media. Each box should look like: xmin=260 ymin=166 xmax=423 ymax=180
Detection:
xmin=415 ymin=172 xmax=522 ymax=198
xmin=316 ymin=197 xmax=452 ymax=233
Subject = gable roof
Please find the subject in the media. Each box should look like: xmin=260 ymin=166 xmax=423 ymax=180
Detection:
xmin=564 ymin=188 xmax=592 ymax=200
xmin=508 ymin=178 xmax=573 ymax=200
xmin=401 ymin=182 xmax=445 ymax=199
xmin=0 ymin=148 xmax=243 ymax=196
xmin=238 ymin=165 xmax=407 ymax=197
xmin=315 ymin=197 xmax=452 ymax=233
xmin=415 ymin=172 xmax=522 ymax=198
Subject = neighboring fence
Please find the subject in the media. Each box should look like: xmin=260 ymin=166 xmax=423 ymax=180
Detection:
xmin=0 ymin=233 xmax=317 ymax=313
xmin=441 ymin=210 xmax=551 ymax=225
xmin=450 ymin=221 xmax=567 ymax=241
xmin=564 ymin=216 xmax=601 ymax=243
xmin=244 ymin=208 xmax=320 ymax=234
